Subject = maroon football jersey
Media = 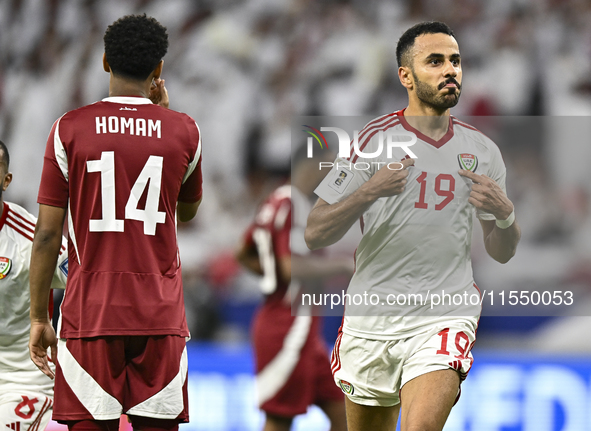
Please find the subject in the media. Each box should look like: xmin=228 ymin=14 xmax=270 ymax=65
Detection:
xmin=38 ymin=96 xmax=202 ymax=338
xmin=243 ymin=185 xmax=292 ymax=305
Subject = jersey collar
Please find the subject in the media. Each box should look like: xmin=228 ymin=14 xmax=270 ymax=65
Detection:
xmin=0 ymin=202 xmax=8 ymax=232
xmin=396 ymin=108 xmax=455 ymax=149
xmin=102 ymin=96 xmax=153 ymax=105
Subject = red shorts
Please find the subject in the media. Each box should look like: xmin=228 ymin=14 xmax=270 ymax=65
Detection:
xmin=53 ymin=336 xmax=188 ymax=424
xmin=252 ymin=304 xmax=343 ymax=417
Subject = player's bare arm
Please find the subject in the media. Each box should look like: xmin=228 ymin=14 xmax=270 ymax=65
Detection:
xmin=29 ymin=204 xmax=67 ymax=379
xmin=177 ymin=198 xmax=201 ymax=222
xmin=459 ymin=169 xmax=521 ymax=263
xmin=305 ymin=158 xmax=415 ymax=250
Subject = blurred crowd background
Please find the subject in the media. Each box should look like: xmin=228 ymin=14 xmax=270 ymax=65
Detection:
xmin=1 ymin=0 xmax=591 ymax=353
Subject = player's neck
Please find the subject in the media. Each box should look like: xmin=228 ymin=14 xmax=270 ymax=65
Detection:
xmin=108 ymin=77 xmax=151 ymax=99
xmin=403 ymin=102 xmax=450 ymax=141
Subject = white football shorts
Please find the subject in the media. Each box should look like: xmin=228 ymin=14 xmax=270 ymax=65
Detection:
xmin=332 ymin=320 xmax=476 ymax=407
xmin=0 ymin=392 xmax=53 ymax=431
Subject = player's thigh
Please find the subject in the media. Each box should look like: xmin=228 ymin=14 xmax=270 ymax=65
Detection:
xmin=0 ymin=392 xmax=53 ymax=431
xmin=399 ymin=369 xmax=459 ymax=431
xmin=398 ymin=322 xmax=476 ymax=431
xmin=344 ymin=396 xmax=400 ymax=431
xmin=124 ymin=335 xmax=188 ymax=424
xmin=333 ymin=332 xmax=405 ymax=407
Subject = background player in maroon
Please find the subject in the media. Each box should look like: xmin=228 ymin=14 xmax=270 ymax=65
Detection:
xmin=236 ymin=147 xmax=349 ymax=431
xmin=29 ymin=15 xmax=202 ymax=431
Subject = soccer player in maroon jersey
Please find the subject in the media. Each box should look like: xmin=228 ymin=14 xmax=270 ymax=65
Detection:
xmin=306 ymin=22 xmax=521 ymax=431
xmin=29 ymin=15 xmax=202 ymax=431
xmin=236 ymin=147 xmax=349 ymax=431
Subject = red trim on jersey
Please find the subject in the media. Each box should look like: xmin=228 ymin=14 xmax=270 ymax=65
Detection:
xmin=398 ymin=108 xmax=455 ymax=149
xmin=350 ymin=119 xmax=401 ymax=163
xmin=7 ymin=213 xmax=35 ymax=236
xmin=5 ymin=220 xmax=34 ymax=242
xmin=0 ymin=202 xmax=8 ymax=231
xmin=348 ymin=112 xmax=399 ymax=154
xmin=452 ymin=118 xmax=492 ymax=142
xmin=7 ymin=207 xmax=36 ymax=229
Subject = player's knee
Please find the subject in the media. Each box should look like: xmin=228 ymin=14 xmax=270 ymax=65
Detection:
xmin=67 ymin=420 xmax=120 ymax=431
xmin=128 ymin=415 xmax=179 ymax=431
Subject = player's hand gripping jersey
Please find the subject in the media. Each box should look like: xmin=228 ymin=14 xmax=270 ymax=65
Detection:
xmin=315 ymin=110 xmax=506 ymax=340
xmin=37 ymin=97 xmax=202 ymax=338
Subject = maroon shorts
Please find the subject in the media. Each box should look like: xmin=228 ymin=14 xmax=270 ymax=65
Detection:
xmin=53 ymin=336 xmax=188 ymax=424
xmin=252 ymin=305 xmax=343 ymax=418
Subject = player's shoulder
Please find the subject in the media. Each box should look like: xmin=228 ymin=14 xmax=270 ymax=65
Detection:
xmin=254 ymin=185 xmax=291 ymax=228
xmin=360 ymin=110 xmax=404 ymax=134
xmin=5 ymin=201 xmax=37 ymax=225
xmin=267 ymin=185 xmax=292 ymax=206
xmin=451 ymin=116 xmax=499 ymax=152
xmin=2 ymin=201 xmax=36 ymax=243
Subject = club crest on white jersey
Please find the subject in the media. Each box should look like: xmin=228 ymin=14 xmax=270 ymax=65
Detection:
xmin=458 ymin=153 xmax=478 ymax=172
xmin=0 ymin=256 xmax=12 ymax=279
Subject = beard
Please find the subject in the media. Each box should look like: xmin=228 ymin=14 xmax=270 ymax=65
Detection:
xmin=413 ymin=72 xmax=461 ymax=110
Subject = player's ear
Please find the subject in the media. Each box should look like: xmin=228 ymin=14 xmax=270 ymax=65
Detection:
xmin=102 ymin=53 xmax=110 ymax=73
xmin=398 ymin=66 xmax=413 ymax=90
xmin=2 ymin=172 xmax=12 ymax=191
xmin=153 ymin=60 xmax=164 ymax=80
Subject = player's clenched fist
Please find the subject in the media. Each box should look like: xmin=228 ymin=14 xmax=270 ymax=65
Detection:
xmin=458 ymin=169 xmax=513 ymax=219
xmin=365 ymin=158 xmax=415 ymax=198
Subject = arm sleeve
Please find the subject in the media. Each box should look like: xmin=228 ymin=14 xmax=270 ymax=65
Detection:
xmin=314 ymin=129 xmax=385 ymax=204
xmin=178 ymin=120 xmax=203 ymax=203
xmin=38 ymin=118 xmax=69 ymax=208
xmin=477 ymin=143 xmax=507 ymax=221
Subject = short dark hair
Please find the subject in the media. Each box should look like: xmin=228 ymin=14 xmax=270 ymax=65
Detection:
xmin=104 ymin=14 xmax=168 ymax=81
xmin=396 ymin=21 xmax=455 ymax=68
xmin=0 ymin=140 xmax=9 ymax=169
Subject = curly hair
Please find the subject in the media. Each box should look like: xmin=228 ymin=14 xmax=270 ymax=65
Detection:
xmin=396 ymin=21 xmax=455 ymax=69
xmin=104 ymin=14 xmax=168 ymax=81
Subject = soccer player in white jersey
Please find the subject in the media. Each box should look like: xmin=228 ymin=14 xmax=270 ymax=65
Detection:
xmin=0 ymin=141 xmax=68 ymax=431
xmin=305 ymin=22 xmax=521 ymax=431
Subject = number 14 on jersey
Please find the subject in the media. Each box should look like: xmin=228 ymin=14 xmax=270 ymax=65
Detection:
xmin=87 ymin=151 xmax=166 ymax=235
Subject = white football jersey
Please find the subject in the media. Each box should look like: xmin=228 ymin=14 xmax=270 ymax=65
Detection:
xmin=0 ymin=201 xmax=67 ymax=396
xmin=315 ymin=111 xmax=506 ymax=340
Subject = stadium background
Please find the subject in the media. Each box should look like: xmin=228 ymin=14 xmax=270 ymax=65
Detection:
xmin=1 ymin=0 xmax=591 ymax=429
